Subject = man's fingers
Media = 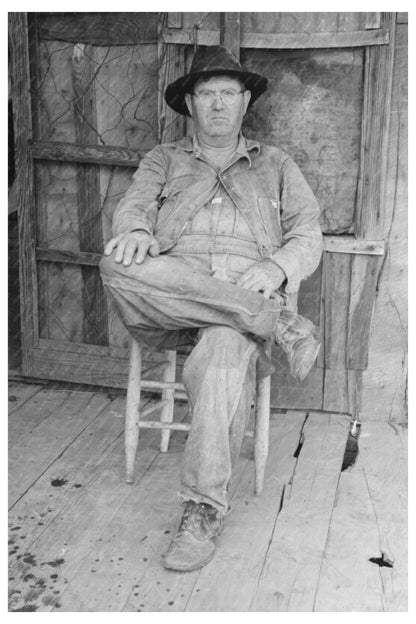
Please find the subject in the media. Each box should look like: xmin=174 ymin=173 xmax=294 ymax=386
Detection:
xmin=263 ymin=285 xmax=273 ymax=299
xmin=135 ymin=242 xmax=151 ymax=264
xmin=236 ymin=270 xmax=257 ymax=287
xmin=239 ymin=274 xmax=265 ymax=291
xmin=148 ymin=238 xmax=160 ymax=257
xmin=114 ymin=238 xmax=128 ymax=263
xmin=121 ymin=239 xmax=140 ymax=266
xmin=104 ymin=235 xmax=122 ymax=256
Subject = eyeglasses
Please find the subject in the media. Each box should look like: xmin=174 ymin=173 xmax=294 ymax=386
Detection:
xmin=192 ymin=88 xmax=245 ymax=107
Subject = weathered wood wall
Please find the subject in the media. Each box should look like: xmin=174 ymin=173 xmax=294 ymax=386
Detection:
xmin=360 ymin=17 xmax=407 ymax=423
xmin=9 ymin=12 xmax=407 ymax=423
xmin=32 ymin=20 xmax=159 ymax=348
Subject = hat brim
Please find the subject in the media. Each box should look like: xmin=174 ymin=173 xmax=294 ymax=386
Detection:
xmin=165 ymin=69 xmax=268 ymax=116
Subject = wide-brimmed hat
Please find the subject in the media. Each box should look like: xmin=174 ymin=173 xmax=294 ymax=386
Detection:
xmin=165 ymin=45 xmax=268 ymax=116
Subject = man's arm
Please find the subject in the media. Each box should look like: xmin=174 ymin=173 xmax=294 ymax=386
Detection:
xmin=237 ymin=155 xmax=322 ymax=298
xmin=270 ymin=156 xmax=322 ymax=293
xmin=104 ymin=146 xmax=167 ymax=265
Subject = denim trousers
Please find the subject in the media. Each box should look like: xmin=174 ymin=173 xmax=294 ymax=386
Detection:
xmin=99 ymin=252 xmax=284 ymax=514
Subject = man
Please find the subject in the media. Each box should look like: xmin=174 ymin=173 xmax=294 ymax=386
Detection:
xmin=100 ymin=46 xmax=322 ymax=572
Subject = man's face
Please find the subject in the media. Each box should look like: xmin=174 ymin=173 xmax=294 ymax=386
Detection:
xmin=185 ymin=76 xmax=251 ymax=142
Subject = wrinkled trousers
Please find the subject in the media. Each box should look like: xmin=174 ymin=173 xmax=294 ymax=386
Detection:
xmin=99 ymin=252 xmax=283 ymax=514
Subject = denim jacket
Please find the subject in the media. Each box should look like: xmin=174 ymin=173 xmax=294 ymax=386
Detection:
xmin=112 ymin=135 xmax=322 ymax=293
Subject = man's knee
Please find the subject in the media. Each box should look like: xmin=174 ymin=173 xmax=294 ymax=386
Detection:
xmin=190 ymin=326 xmax=255 ymax=369
xmin=99 ymin=252 xmax=167 ymax=281
xmin=201 ymin=326 xmax=248 ymax=349
xmin=99 ymin=252 xmax=124 ymax=279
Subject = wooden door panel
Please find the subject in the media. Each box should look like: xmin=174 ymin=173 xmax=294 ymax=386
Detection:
xmin=242 ymin=47 xmax=364 ymax=234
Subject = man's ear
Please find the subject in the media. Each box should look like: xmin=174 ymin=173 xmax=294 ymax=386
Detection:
xmin=184 ymin=93 xmax=193 ymax=117
xmin=243 ymin=90 xmax=251 ymax=114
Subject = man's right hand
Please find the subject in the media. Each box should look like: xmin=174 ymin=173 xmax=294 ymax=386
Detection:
xmin=104 ymin=231 xmax=160 ymax=266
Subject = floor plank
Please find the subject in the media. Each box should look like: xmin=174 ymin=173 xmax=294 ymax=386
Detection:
xmin=9 ymin=391 xmax=111 ymax=507
xmin=250 ymin=412 xmax=349 ymax=612
xmin=8 ymin=382 xmax=44 ymax=414
xmin=184 ymin=412 xmax=307 ymax=612
xmin=8 ymin=383 xmax=407 ymax=612
xmin=313 ymin=454 xmax=385 ymax=611
xmin=10 ymin=399 xmax=168 ymax=611
xmin=122 ymin=432 xmax=255 ymax=612
xmin=9 ymin=387 xmax=71 ymax=449
xmin=358 ymin=422 xmax=408 ymax=611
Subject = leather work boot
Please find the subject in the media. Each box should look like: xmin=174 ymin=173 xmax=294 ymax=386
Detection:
xmin=163 ymin=501 xmax=224 ymax=572
xmin=275 ymin=309 xmax=321 ymax=381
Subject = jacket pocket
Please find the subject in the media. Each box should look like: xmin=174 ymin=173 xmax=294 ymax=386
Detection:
xmin=257 ymin=197 xmax=282 ymax=246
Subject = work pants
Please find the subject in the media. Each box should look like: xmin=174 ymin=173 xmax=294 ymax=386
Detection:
xmin=99 ymin=252 xmax=282 ymax=513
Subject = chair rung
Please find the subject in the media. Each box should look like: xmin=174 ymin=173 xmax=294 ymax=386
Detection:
xmin=138 ymin=420 xmax=191 ymax=431
xmin=140 ymin=379 xmax=185 ymax=392
xmin=142 ymin=361 xmax=170 ymax=376
xmin=141 ymin=399 xmax=169 ymax=418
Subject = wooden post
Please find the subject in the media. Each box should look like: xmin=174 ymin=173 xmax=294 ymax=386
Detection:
xmin=220 ymin=13 xmax=241 ymax=59
xmin=157 ymin=13 xmax=186 ymax=144
xmin=347 ymin=13 xmax=396 ymax=419
xmin=254 ymin=344 xmax=271 ymax=495
xmin=347 ymin=255 xmax=383 ymax=369
xmin=160 ymin=350 xmax=177 ymax=452
xmin=72 ymin=43 xmax=109 ymax=345
xmin=356 ymin=13 xmax=396 ymax=240
xmin=9 ymin=13 xmax=38 ymax=374
xmin=125 ymin=339 xmax=142 ymax=483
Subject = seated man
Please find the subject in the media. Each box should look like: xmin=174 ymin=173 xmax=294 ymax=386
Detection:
xmin=100 ymin=45 xmax=322 ymax=572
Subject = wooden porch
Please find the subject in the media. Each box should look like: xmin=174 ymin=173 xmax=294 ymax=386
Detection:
xmin=8 ymin=381 xmax=407 ymax=612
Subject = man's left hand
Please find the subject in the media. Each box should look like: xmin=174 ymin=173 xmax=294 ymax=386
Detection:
xmin=236 ymin=260 xmax=286 ymax=299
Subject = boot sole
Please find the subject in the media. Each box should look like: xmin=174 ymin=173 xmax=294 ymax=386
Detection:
xmin=292 ymin=340 xmax=321 ymax=382
xmin=162 ymin=548 xmax=215 ymax=572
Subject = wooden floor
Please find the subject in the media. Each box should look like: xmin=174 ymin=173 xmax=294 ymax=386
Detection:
xmin=8 ymin=381 xmax=407 ymax=612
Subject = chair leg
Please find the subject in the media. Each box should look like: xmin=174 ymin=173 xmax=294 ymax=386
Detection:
xmin=254 ymin=374 xmax=271 ymax=496
xmin=160 ymin=350 xmax=176 ymax=452
xmin=125 ymin=339 xmax=142 ymax=483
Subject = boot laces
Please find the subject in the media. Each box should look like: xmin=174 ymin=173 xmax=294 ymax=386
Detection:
xmin=179 ymin=502 xmax=208 ymax=532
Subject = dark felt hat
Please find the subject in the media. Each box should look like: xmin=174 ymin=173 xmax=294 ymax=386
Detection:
xmin=164 ymin=45 xmax=268 ymax=116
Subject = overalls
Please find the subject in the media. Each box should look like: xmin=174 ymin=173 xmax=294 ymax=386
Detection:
xmin=100 ymin=135 xmax=322 ymax=513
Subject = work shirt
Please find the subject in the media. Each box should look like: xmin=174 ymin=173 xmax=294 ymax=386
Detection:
xmin=113 ymin=134 xmax=322 ymax=293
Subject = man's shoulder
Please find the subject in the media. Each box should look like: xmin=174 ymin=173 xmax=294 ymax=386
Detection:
xmin=150 ymin=137 xmax=193 ymax=154
xmin=257 ymin=141 xmax=290 ymax=159
xmin=252 ymin=140 xmax=291 ymax=167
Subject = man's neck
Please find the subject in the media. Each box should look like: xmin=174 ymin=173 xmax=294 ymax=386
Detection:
xmin=196 ymin=133 xmax=239 ymax=169
xmin=196 ymin=133 xmax=239 ymax=151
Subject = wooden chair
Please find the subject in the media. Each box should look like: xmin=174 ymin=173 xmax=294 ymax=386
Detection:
xmin=125 ymin=338 xmax=271 ymax=495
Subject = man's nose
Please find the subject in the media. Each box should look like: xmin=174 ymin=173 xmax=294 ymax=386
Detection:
xmin=211 ymin=94 xmax=224 ymax=109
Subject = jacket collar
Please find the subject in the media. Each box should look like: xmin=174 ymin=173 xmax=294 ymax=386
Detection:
xmin=173 ymin=133 xmax=261 ymax=164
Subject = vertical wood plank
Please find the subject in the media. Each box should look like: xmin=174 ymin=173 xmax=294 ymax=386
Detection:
xmin=167 ymin=12 xmax=182 ymax=29
xmin=323 ymin=369 xmax=349 ymax=413
xmin=72 ymin=43 xmax=108 ymax=345
xmin=9 ymin=12 xmax=38 ymax=374
xmin=28 ymin=15 xmax=51 ymax=341
xmin=360 ymin=20 xmax=407 ymax=423
xmin=347 ymin=369 xmax=363 ymax=421
xmin=365 ymin=13 xmax=382 ymax=29
xmin=220 ymin=12 xmax=241 ymax=59
xmin=356 ymin=13 xmax=396 ymax=239
xmin=158 ymin=14 xmax=186 ymax=143
xmin=321 ymin=252 xmax=351 ymax=369
xmin=347 ymin=255 xmax=383 ymax=369
xmin=320 ymin=252 xmax=351 ymax=413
